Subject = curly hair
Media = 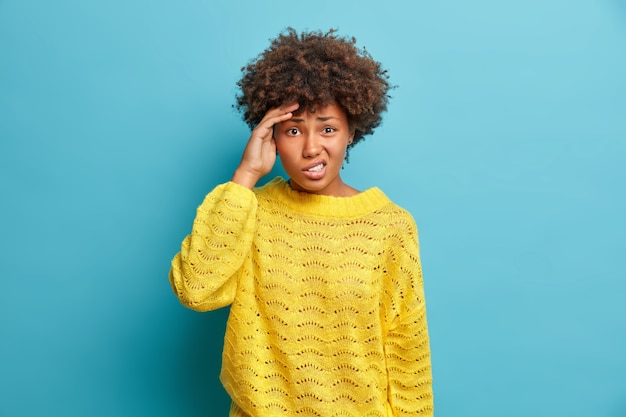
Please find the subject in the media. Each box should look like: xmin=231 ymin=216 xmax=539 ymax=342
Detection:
xmin=235 ymin=28 xmax=393 ymax=147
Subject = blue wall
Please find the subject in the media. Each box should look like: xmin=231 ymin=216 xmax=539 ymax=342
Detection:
xmin=1 ymin=1 xmax=625 ymax=416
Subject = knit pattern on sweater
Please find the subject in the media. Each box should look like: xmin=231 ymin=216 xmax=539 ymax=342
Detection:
xmin=169 ymin=177 xmax=433 ymax=416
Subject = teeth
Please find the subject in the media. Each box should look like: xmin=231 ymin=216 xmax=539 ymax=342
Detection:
xmin=308 ymin=163 xmax=324 ymax=172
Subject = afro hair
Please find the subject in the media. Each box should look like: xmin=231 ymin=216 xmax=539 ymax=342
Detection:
xmin=235 ymin=28 xmax=393 ymax=147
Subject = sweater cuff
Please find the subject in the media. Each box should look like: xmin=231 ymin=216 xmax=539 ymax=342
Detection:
xmin=196 ymin=181 xmax=257 ymax=213
xmin=223 ymin=180 xmax=256 ymax=196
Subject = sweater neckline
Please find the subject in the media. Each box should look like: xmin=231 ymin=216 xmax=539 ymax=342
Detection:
xmin=258 ymin=177 xmax=390 ymax=218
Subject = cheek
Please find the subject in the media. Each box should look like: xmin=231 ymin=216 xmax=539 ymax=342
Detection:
xmin=333 ymin=138 xmax=350 ymax=154
xmin=274 ymin=137 xmax=287 ymax=153
xmin=276 ymin=142 xmax=298 ymax=164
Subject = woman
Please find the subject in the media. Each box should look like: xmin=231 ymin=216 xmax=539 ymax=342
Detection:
xmin=170 ymin=28 xmax=434 ymax=416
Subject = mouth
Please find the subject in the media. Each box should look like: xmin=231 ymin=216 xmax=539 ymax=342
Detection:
xmin=306 ymin=162 xmax=325 ymax=172
xmin=302 ymin=161 xmax=327 ymax=179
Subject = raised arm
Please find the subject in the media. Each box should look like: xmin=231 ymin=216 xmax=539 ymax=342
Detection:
xmin=232 ymin=102 xmax=299 ymax=189
xmin=169 ymin=103 xmax=299 ymax=311
xmin=169 ymin=182 xmax=258 ymax=311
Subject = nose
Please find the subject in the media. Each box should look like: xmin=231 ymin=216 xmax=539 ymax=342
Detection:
xmin=302 ymin=132 xmax=321 ymax=158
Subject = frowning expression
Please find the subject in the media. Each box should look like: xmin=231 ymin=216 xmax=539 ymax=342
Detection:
xmin=274 ymin=103 xmax=355 ymax=197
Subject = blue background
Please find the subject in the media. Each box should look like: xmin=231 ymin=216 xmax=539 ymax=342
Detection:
xmin=1 ymin=0 xmax=625 ymax=416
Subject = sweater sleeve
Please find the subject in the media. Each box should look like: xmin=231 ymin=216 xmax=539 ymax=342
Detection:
xmin=169 ymin=182 xmax=257 ymax=312
xmin=384 ymin=218 xmax=434 ymax=416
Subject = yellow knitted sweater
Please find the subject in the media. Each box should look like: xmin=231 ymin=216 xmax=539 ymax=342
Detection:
xmin=169 ymin=177 xmax=433 ymax=416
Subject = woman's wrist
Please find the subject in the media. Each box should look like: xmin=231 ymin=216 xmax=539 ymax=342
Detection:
xmin=232 ymin=167 xmax=260 ymax=190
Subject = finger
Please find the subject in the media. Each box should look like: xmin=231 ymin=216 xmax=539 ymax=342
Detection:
xmin=281 ymin=102 xmax=299 ymax=113
xmin=254 ymin=108 xmax=298 ymax=139
xmin=259 ymin=102 xmax=300 ymax=125
xmin=267 ymin=102 xmax=299 ymax=116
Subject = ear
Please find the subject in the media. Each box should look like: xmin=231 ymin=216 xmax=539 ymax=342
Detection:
xmin=347 ymin=130 xmax=355 ymax=145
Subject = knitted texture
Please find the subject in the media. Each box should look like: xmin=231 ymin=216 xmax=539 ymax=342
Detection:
xmin=169 ymin=177 xmax=433 ymax=416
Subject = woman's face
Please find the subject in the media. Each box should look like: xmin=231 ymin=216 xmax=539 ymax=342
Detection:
xmin=274 ymin=103 xmax=355 ymax=197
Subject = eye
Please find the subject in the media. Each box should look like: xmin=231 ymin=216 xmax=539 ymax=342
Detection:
xmin=322 ymin=127 xmax=336 ymax=134
xmin=286 ymin=128 xmax=300 ymax=136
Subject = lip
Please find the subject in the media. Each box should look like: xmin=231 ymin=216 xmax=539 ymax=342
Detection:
xmin=302 ymin=160 xmax=327 ymax=180
xmin=303 ymin=160 xmax=326 ymax=171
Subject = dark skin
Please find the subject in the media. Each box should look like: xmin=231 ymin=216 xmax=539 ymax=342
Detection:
xmin=232 ymin=102 xmax=359 ymax=197
xmin=232 ymin=103 xmax=300 ymax=190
